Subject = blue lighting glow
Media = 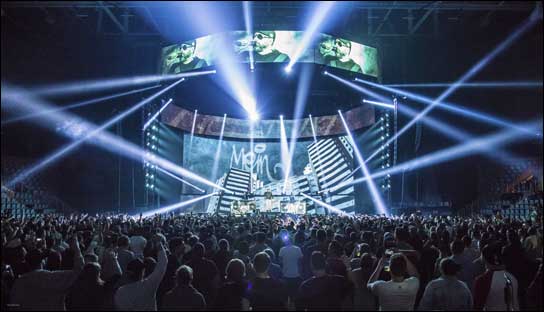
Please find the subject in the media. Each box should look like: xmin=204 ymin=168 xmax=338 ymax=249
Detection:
xmin=142 ymin=98 xmax=174 ymax=131
xmin=338 ymin=111 xmax=388 ymax=216
xmin=285 ymin=1 xmax=336 ymax=70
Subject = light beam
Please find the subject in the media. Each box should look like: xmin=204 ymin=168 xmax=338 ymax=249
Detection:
xmin=363 ymin=99 xmax=395 ymax=109
xmin=285 ymin=1 xmax=336 ymax=72
xmin=2 ymin=83 xmax=229 ymax=193
xmin=356 ymin=78 xmax=541 ymax=138
xmin=211 ymin=114 xmax=227 ymax=182
xmin=279 ymin=115 xmax=291 ymax=192
xmin=243 ymin=1 xmax=255 ymax=71
xmin=140 ymin=192 xmax=217 ymax=218
xmin=156 ymin=166 xmax=206 ymax=193
xmin=142 ymin=98 xmax=174 ymax=131
xmin=339 ymin=110 xmax=388 ymax=216
xmin=300 ymin=193 xmax=349 ymax=216
xmin=30 ymin=69 xmax=216 ymax=97
xmin=2 ymin=85 xmax=161 ymax=126
xmin=329 ymin=120 xmax=542 ymax=193
xmin=384 ymin=81 xmax=543 ymax=88
xmin=365 ymin=14 xmax=541 ymax=162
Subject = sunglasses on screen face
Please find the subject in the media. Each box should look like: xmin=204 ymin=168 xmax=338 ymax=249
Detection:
xmin=336 ymin=40 xmax=350 ymax=48
xmin=254 ymin=33 xmax=272 ymax=40
xmin=180 ymin=44 xmax=195 ymax=51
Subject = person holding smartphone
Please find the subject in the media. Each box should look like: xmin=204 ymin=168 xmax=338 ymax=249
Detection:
xmin=367 ymin=252 xmax=420 ymax=311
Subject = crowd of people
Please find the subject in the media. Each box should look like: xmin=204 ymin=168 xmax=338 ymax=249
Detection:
xmin=1 ymin=210 xmax=542 ymax=311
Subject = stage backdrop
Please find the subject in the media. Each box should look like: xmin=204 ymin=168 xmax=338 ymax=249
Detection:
xmin=159 ymin=31 xmax=379 ymax=77
xmin=182 ymin=134 xmax=356 ymax=214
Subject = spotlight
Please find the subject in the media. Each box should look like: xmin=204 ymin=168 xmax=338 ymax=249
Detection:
xmin=3 ymin=85 xmax=162 ymax=125
xmin=139 ymin=192 xmax=217 ymax=218
xmin=363 ymin=99 xmax=395 ymax=109
xmin=285 ymin=1 xmax=335 ymax=69
xmin=284 ymin=66 xmax=292 ymax=74
xmin=341 ymin=121 xmax=541 ymax=190
xmin=300 ymin=193 xmax=349 ymax=216
xmin=323 ymin=70 xmax=329 ymax=75
xmin=143 ymin=98 xmax=173 ymax=131
xmin=249 ymin=112 xmax=260 ymax=121
xmin=157 ymin=166 xmax=206 ymax=193
xmin=365 ymin=14 xmax=541 ymax=163
xmin=339 ymin=110 xmax=388 ymax=215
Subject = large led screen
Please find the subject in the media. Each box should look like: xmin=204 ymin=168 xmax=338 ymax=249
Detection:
xmin=160 ymin=31 xmax=379 ymax=76
xmin=183 ymin=134 xmax=356 ymax=214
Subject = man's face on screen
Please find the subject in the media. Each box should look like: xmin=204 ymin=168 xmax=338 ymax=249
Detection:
xmin=335 ymin=39 xmax=351 ymax=59
xmin=253 ymin=32 xmax=274 ymax=54
xmin=165 ymin=49 xmax=180 ymax=68
xmin=179 ymin=42 xmax=196 ymax=63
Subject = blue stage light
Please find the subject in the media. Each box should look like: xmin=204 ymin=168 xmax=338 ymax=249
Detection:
xmin=339 ymin=111 xmax=388 ymax=216
xmin=2 ymin=85 xmax=161 ymax=126
xmin=300 ymin=193 xmax=349 ymax=216
xmin=30 ymin=69 xmax=215 ymax=97
xmin=143 ymin=98 xmax=174 ymax=131
xmin=331 ymin=121 xmax=541 ymax=192
xmin=6 ymin=79 xmax=185 ymax=187
xmin=363 ymin=13 xmax=541 ymax=163
xmin=363 ymin=99 xmax=395 ymax=109
xmin=286 ymin=1 xmax=336 ymax=70
xmin=384 ymin=81 xmax=543 ymax=88
xmin=356 ymin=78 xmax=542 ymax=138
xmin=2 ymin=84 xmax=231 ymax=193
xmin=156 ymin=166 xmax=206 ymax=193
xmin=139 ymin=192 xmax=218 ymax=218
xmin=211 ymin=114 xmax=227 ymax=182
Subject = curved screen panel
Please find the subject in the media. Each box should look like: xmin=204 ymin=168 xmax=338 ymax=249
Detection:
xmin=159 ymin=31 xmax=379 ymax=77
xmin=161 ymin=103 xmax=374 ymax=140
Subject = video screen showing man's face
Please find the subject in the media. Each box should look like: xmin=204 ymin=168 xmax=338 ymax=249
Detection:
xmin=165 ymin=48 xmax=181 ymax=68
xmin=319 ymin=39 xmax=335 ymax=58
xmin=253 ymin=31 xmax=275 ymax=54
xmin=179 ymin=41 xmax=197 ymax=63
xmin=334 ymin=39 xmax=352 ymax=59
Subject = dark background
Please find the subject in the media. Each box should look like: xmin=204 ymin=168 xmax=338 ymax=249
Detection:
xmin=1 ymin=1 xmax=542 ymax=214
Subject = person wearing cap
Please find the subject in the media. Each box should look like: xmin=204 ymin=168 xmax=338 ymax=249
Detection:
xmin=321 ymin=37 xmax=362 ymax=73
xmin=9 ymin=236 xmax=84 ymax=311
xmin=166 ymin=40 xmax=208 ymax=74
xmin=252 ymin=31 xmax=290 ymax=63
xmin=114 ymin=242 xmax=167 ymax=311
xmin=419 ymin=258 xmax=473 ymax=311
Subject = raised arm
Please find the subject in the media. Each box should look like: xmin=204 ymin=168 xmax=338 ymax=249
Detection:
xmin=402 ymin=253 xmax=419 ymax=279
xmin=367 ymin=256 xmax=385 ymax=289
xmin=143 ymin=242 xmax=167 ymax=291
